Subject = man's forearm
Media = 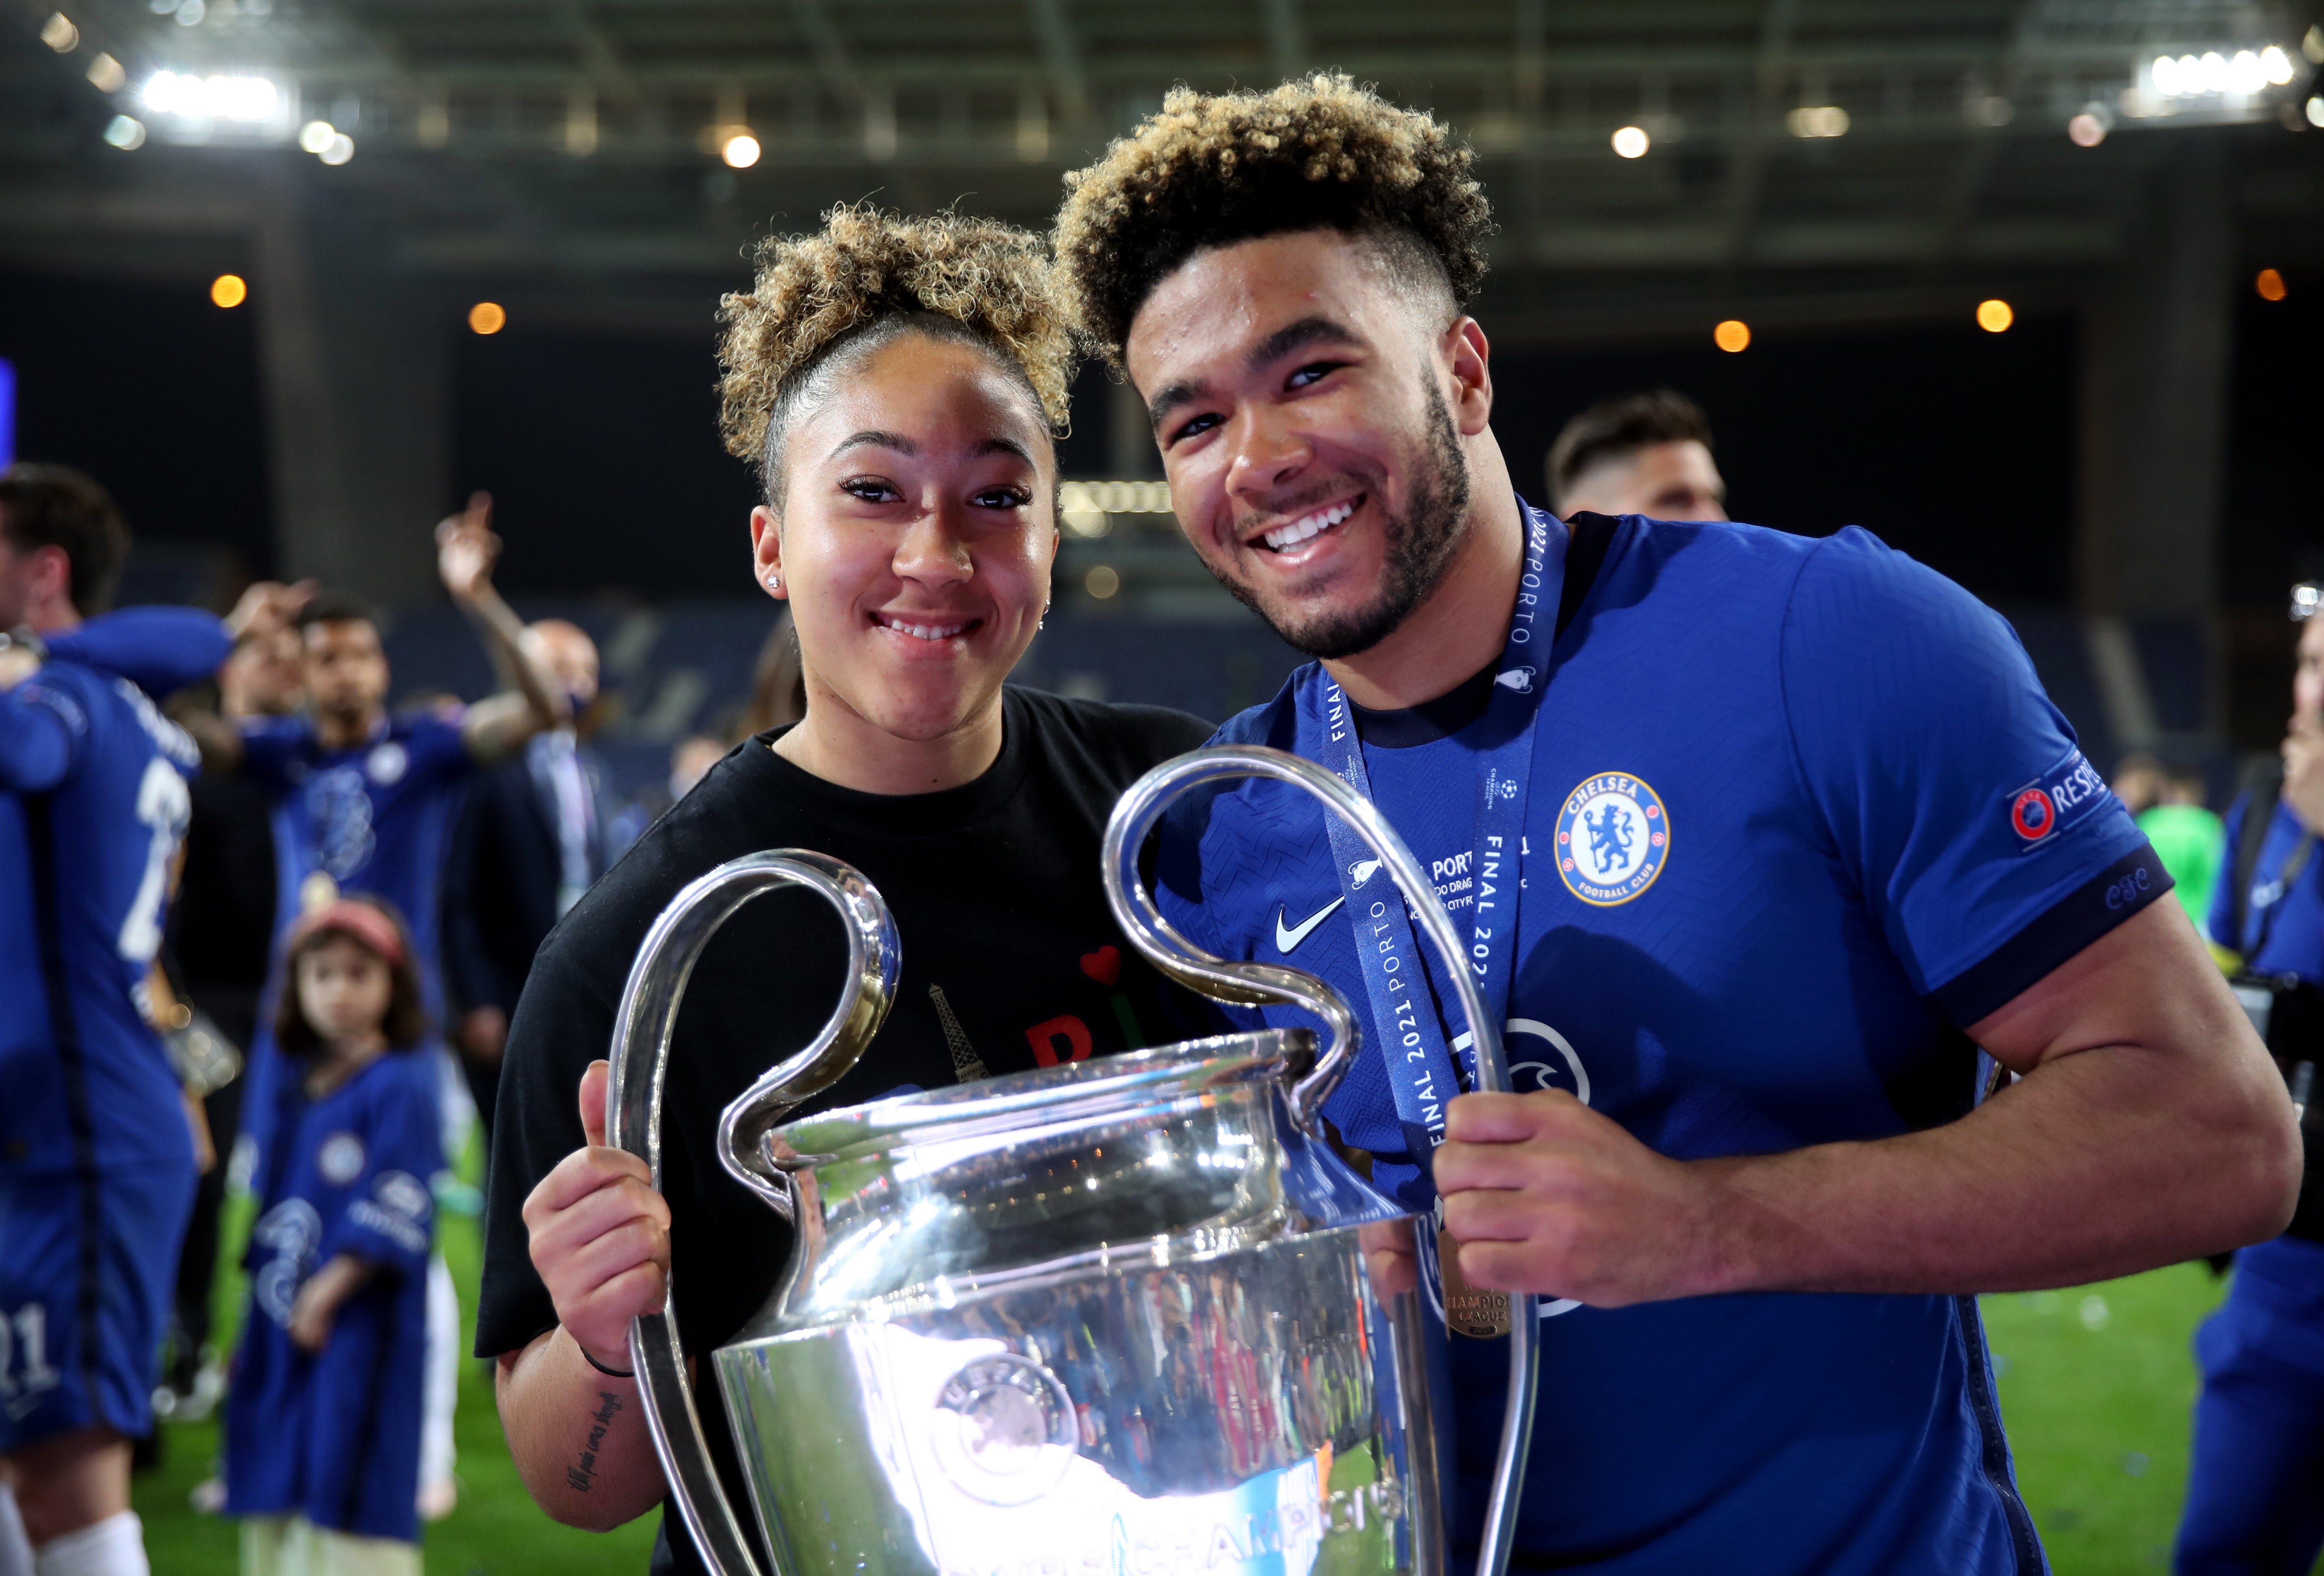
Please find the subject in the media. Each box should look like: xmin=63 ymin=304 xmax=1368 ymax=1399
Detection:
xmin=495 ymin=1325 xmax=664 ymax=1531
xmin=1698 ymin=1037 xmax=2297 ymax=1297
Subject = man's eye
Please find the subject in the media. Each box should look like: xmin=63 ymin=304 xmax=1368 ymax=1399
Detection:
xmin=1168 ymin=412 xmax=1223 ymax=446
xmin=1287 ymin=360 xmax=1344 ymax=389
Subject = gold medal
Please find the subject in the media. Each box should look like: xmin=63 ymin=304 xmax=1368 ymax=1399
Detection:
xmin=1436 ymin=1226 xmax=1512 ymax=1340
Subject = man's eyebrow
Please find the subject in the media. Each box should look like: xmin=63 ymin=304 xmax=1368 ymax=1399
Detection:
xmin=1146 ymin=316 xmax=1369 ymax=436
xmin=828 ymin=430 xmax=917 ymax=459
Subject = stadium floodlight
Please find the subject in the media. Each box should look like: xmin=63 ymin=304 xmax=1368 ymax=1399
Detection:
xmin=1611 ymin=125 xmax=1650 ymax=158
xmin=298 ymin=119 xmax=336 ymax=153
xmin=142 ymin=71 xmax=283 ymax=124
xmin=2149 ymin=45 xmax=2302 ymax=99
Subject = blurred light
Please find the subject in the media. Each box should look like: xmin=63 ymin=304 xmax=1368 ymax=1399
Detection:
xmin=1965 ymin=94 xmax=2014 ymax=127
xmin=2262 ymin=45 xmax=2297 ymax=85
xmin=2256 ymin=268 xmax=2288 ymax=301
xmin=2067 ymin=111 xmax=2108 ymax=147
xmin=143 ymin=71 xmax=280 ymax=123
xmin=1085 ymin=565 xmax=1120 ymax=600
xmin=2228 ymin=50 xmax=2267 ymax=93
xmin=175 ymin=0 xmax=203 ymax=21
xmin=297 ymin=119 xmax=336 ymax=153
xmin=320 ymin=132 xmax=353 ymax=165
xmin=468 ymin=302 xmax=506 ymax=336
xmin=721 ymin=131 xmax=760 ymax=168
xmin=86 ymin=53 xmax=124 ymax=93
xmin=210 ymin=273 xmax=246 ymax=308
xmin=2151 ymin=55 xmax=2181 ymax=94
xmin=2308 ymin=96 xmax=2324 ymax=127
xmin=1786 ymin=105 xmax=1849 ymax=139
xmin=1976 ymin=299 xmax=2014 ymax=333
xmin=2307 ymin=26 xmax=2324 ymax=65
xmin=416 ymin=95 xmax=449 ymax=149
xmin=100 ymin=114 xmax=145 ymax=149
xmin=2291 ymin=582 xmax=2321 ymax=622
xmin=2199 ymin=52 xmax=2230 ymax=92
xmin=1713 ymin=319 xmax=1750 ymax=353
xmin=1611 ymin=125 xmax=1649 ymax=158
xmin=40 ymin=13 xmax=78 ymax=51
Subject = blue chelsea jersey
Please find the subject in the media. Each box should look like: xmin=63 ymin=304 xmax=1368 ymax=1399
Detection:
xmin=225 ymin=1047 xmax=440 ymax=1542
xmin=242 ymin=710 xmax=474 ymax=1013
xmin=1155 ymin=511 xmax=2165 ymax=1575
xmin=0 ymin=661 xmax=202 ymax=1176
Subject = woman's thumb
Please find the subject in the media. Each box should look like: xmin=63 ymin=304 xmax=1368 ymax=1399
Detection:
xmin=579 ymin=1059 xmax=612 ymax=1149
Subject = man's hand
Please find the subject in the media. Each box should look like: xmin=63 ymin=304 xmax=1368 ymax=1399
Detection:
xmin=437 ymin=492 xmax=503 ymax=605
xmin=287 ymin=1253 xmax=374 ymax=1353
xmin=1433 ymin=1090 xmax=1728 ymax=1308
xmin=459 ymin=1005 xmax=510 ymax=1065
xmin=224 ymin=579 xmax=315 ymax=644
xmin=520 ymin=1059 xmax=670 ymax=1374
xmin=2283 ymin=712 xmax=2324 ymax=833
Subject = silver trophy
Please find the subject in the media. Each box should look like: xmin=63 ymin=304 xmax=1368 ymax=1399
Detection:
xmin=607 ymin=746 xmax=1538 ymax=1576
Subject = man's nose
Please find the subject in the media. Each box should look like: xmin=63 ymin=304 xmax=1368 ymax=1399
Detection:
xmin=1225 ymin=407 xmax=1312 ymax=498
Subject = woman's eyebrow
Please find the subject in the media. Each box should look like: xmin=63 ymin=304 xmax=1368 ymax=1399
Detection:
xmin=828 ymin=430 xmax=918 ymax=460
xmin=973 ymin=436 xmax=1035 ymax=464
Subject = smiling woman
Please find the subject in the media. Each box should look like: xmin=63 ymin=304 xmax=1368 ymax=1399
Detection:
xmin=475 ymin=205 xmax=1218 ymax=1576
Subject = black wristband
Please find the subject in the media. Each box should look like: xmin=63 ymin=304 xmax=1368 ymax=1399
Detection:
xmin=577 ymin=1340 xmax=634 ymax=1379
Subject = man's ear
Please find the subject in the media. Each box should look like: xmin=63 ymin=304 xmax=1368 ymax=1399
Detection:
xmin=1443 ymin=316 xmax=1494 ymax=438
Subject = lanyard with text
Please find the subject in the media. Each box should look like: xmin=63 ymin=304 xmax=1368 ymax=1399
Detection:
xmin=1304 ymin=504 xmax=1563 ymax=1332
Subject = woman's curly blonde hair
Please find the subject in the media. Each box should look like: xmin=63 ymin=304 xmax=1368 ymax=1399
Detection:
xmin=717 ymin=205 xmax=1075 ymax=494
xmin=1054 ymin=75 xmax=1492 ymax=365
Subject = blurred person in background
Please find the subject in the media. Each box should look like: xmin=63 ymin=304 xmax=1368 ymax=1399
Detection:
xmin=0 ymin=465 xmax=211 ymax=1576
xmin=440 ymin=619 xmax=618 ymax=1150
xmin=667 ymin=733 xmax=726 ymax=800
xmin=1545 ymin=388 xmax=1729 ymax=522
xmin=2177 ymin=588 xmax=2324 ymax=1575
xmin=2114 ymin=750 xmax=2226 ymax=932
xmin=734 ymin=605 xmax=808 ymax=740
xmin=477 ymin=206 xmax=1214 ymax=1576
xmin=155 ymin=604 xmax=312 ymax=1421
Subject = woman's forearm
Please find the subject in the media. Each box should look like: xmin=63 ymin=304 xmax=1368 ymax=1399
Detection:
xmin=495 ymin=1325 xmax=665 ymax=1531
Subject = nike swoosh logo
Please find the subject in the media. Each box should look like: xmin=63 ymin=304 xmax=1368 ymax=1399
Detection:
xmin=1275 ymin=897 xmax=1346 ymax=953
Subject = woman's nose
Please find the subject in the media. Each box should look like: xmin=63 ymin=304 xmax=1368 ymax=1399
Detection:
xmin=893 ymin=507 xmax=975 ymax=584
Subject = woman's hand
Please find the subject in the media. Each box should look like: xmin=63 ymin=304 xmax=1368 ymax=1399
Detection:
xmin=520 ymin=1060 xmax=671 ymax=1373
xmin=288 ymin=1253 xmax=375 ymax=1353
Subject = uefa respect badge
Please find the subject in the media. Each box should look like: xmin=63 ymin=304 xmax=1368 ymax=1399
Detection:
xmin=1555 ymin=772 xmax=1670 ymax=906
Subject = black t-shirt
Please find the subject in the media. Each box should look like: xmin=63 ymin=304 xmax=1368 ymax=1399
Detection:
xmin=476 ymin=687 xmax=1215 ymax=1574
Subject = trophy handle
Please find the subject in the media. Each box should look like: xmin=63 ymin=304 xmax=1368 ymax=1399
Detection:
xmin=1101 ymin=744 xmax=1540 ymax=1576
xmin=606 ymin=850 xmax=900 ymax=1576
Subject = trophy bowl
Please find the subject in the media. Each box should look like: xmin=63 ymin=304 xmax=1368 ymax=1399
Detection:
xmin=607 ymin=748 xmax=1536 ymax=1576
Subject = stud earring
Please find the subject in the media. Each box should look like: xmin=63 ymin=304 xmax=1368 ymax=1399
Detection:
xmin=765 ymin=572 xmax=782 ymax=592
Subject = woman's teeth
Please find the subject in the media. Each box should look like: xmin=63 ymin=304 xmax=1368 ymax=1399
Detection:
xmin=879 ymin=616 xmax=969 ymax=641
xmin=1262 ymin=499 xmax=1356 ymax=552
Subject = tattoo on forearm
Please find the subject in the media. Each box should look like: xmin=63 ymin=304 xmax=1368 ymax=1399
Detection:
xmin=567 ymin=1390 xmax=625 ymax=1492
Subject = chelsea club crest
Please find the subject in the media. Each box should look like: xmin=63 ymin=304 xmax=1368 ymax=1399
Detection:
xmin=1555 ymin=772 xmax=1670 ymax=906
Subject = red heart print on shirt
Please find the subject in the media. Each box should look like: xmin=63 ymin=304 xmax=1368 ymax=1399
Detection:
xmin=1079 ymin=945 xmax=1121 ymax=986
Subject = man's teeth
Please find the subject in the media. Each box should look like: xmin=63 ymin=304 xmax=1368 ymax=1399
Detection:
xmin=882 ymin=617 xmax=968 ymax=641
xmin=1262 ymin=500 xmax=1356 ymax=552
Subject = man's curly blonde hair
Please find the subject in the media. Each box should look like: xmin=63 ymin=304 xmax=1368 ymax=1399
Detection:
xmin=1054 ymin=75 xmax=1492 ymax=365
xmin=717 ymin=205 xmax=1075 ymax=499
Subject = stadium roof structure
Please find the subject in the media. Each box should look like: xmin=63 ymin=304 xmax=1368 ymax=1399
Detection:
xmin=3 ymin=0 xmax=2320 ymax=342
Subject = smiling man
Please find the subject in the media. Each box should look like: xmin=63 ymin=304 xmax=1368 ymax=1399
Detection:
xmin=1054 ymin=75 xmax=2299 ymax=1575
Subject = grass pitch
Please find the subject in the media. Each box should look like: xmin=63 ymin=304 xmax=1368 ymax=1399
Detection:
xmin=133 ymin=1140 xmax=2300 ymax=1575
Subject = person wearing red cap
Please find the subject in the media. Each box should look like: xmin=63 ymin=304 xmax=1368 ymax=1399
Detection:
xmin=220 ymin=897 xmax=442 ymax=1576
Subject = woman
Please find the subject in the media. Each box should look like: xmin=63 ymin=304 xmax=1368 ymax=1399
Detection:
xmin=474 ymin=207 xmax=1214 ymax=1574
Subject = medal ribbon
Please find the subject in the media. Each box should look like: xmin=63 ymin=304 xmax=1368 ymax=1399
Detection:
xmin=1305 ymin=502 xmax=1563 ymax=1188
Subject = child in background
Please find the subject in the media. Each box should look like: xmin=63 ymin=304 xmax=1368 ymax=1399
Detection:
xmin=224 ymin=898 xmax=441 ymax=1576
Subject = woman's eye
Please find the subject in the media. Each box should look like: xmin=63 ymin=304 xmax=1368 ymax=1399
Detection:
xmin=971 ymin=486 xmax=1034 ymax=510
xmin=841 ymin=478 xmax=901 ymax=503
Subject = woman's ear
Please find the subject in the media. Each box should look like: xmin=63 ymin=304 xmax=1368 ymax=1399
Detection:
xmin=750 ymin=504 xmax=787 ymax=601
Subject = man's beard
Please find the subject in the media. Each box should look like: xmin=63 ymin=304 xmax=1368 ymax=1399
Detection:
xmin=1210 ymin=381 xmax=1473 ymax=662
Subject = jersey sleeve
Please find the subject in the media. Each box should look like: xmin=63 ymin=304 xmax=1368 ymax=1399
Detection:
xmin=1781 ymin=528 xmax=2165 ymax=1026
xmin=403 ymin=710 xmax=476 ymax=785
xmin=0 ymin=677 xmax=87 ymax=792
xmin=321 ymin=1059 xmax=443 ymax=1280
xmin=45 ymin=607 xmax=232 ymax=699
xmin=238 ymin=715 xmax=317 ymax=792
xmin=474 ymin=943 xmax=608 ymax=1357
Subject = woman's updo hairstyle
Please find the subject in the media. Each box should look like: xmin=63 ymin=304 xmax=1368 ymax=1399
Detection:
xmin=716 ymin=204 xmax=1076 ymax=508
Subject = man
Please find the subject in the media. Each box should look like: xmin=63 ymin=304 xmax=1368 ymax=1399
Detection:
xmin=0 ymin=465 xmax=206 ymax=1576
xmin=1543 ymin=389 xmax=1728 ymax=522
xmin=1052 ymin=76 xmax=2298 ymax=1573
xmin=2177 ymin=591 xmax=2324 ymax=1573
xmin=441 ymin=618 xmax=617 ymax=1144
xmin=157 ymin=611 xmax=309 ymax=1418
